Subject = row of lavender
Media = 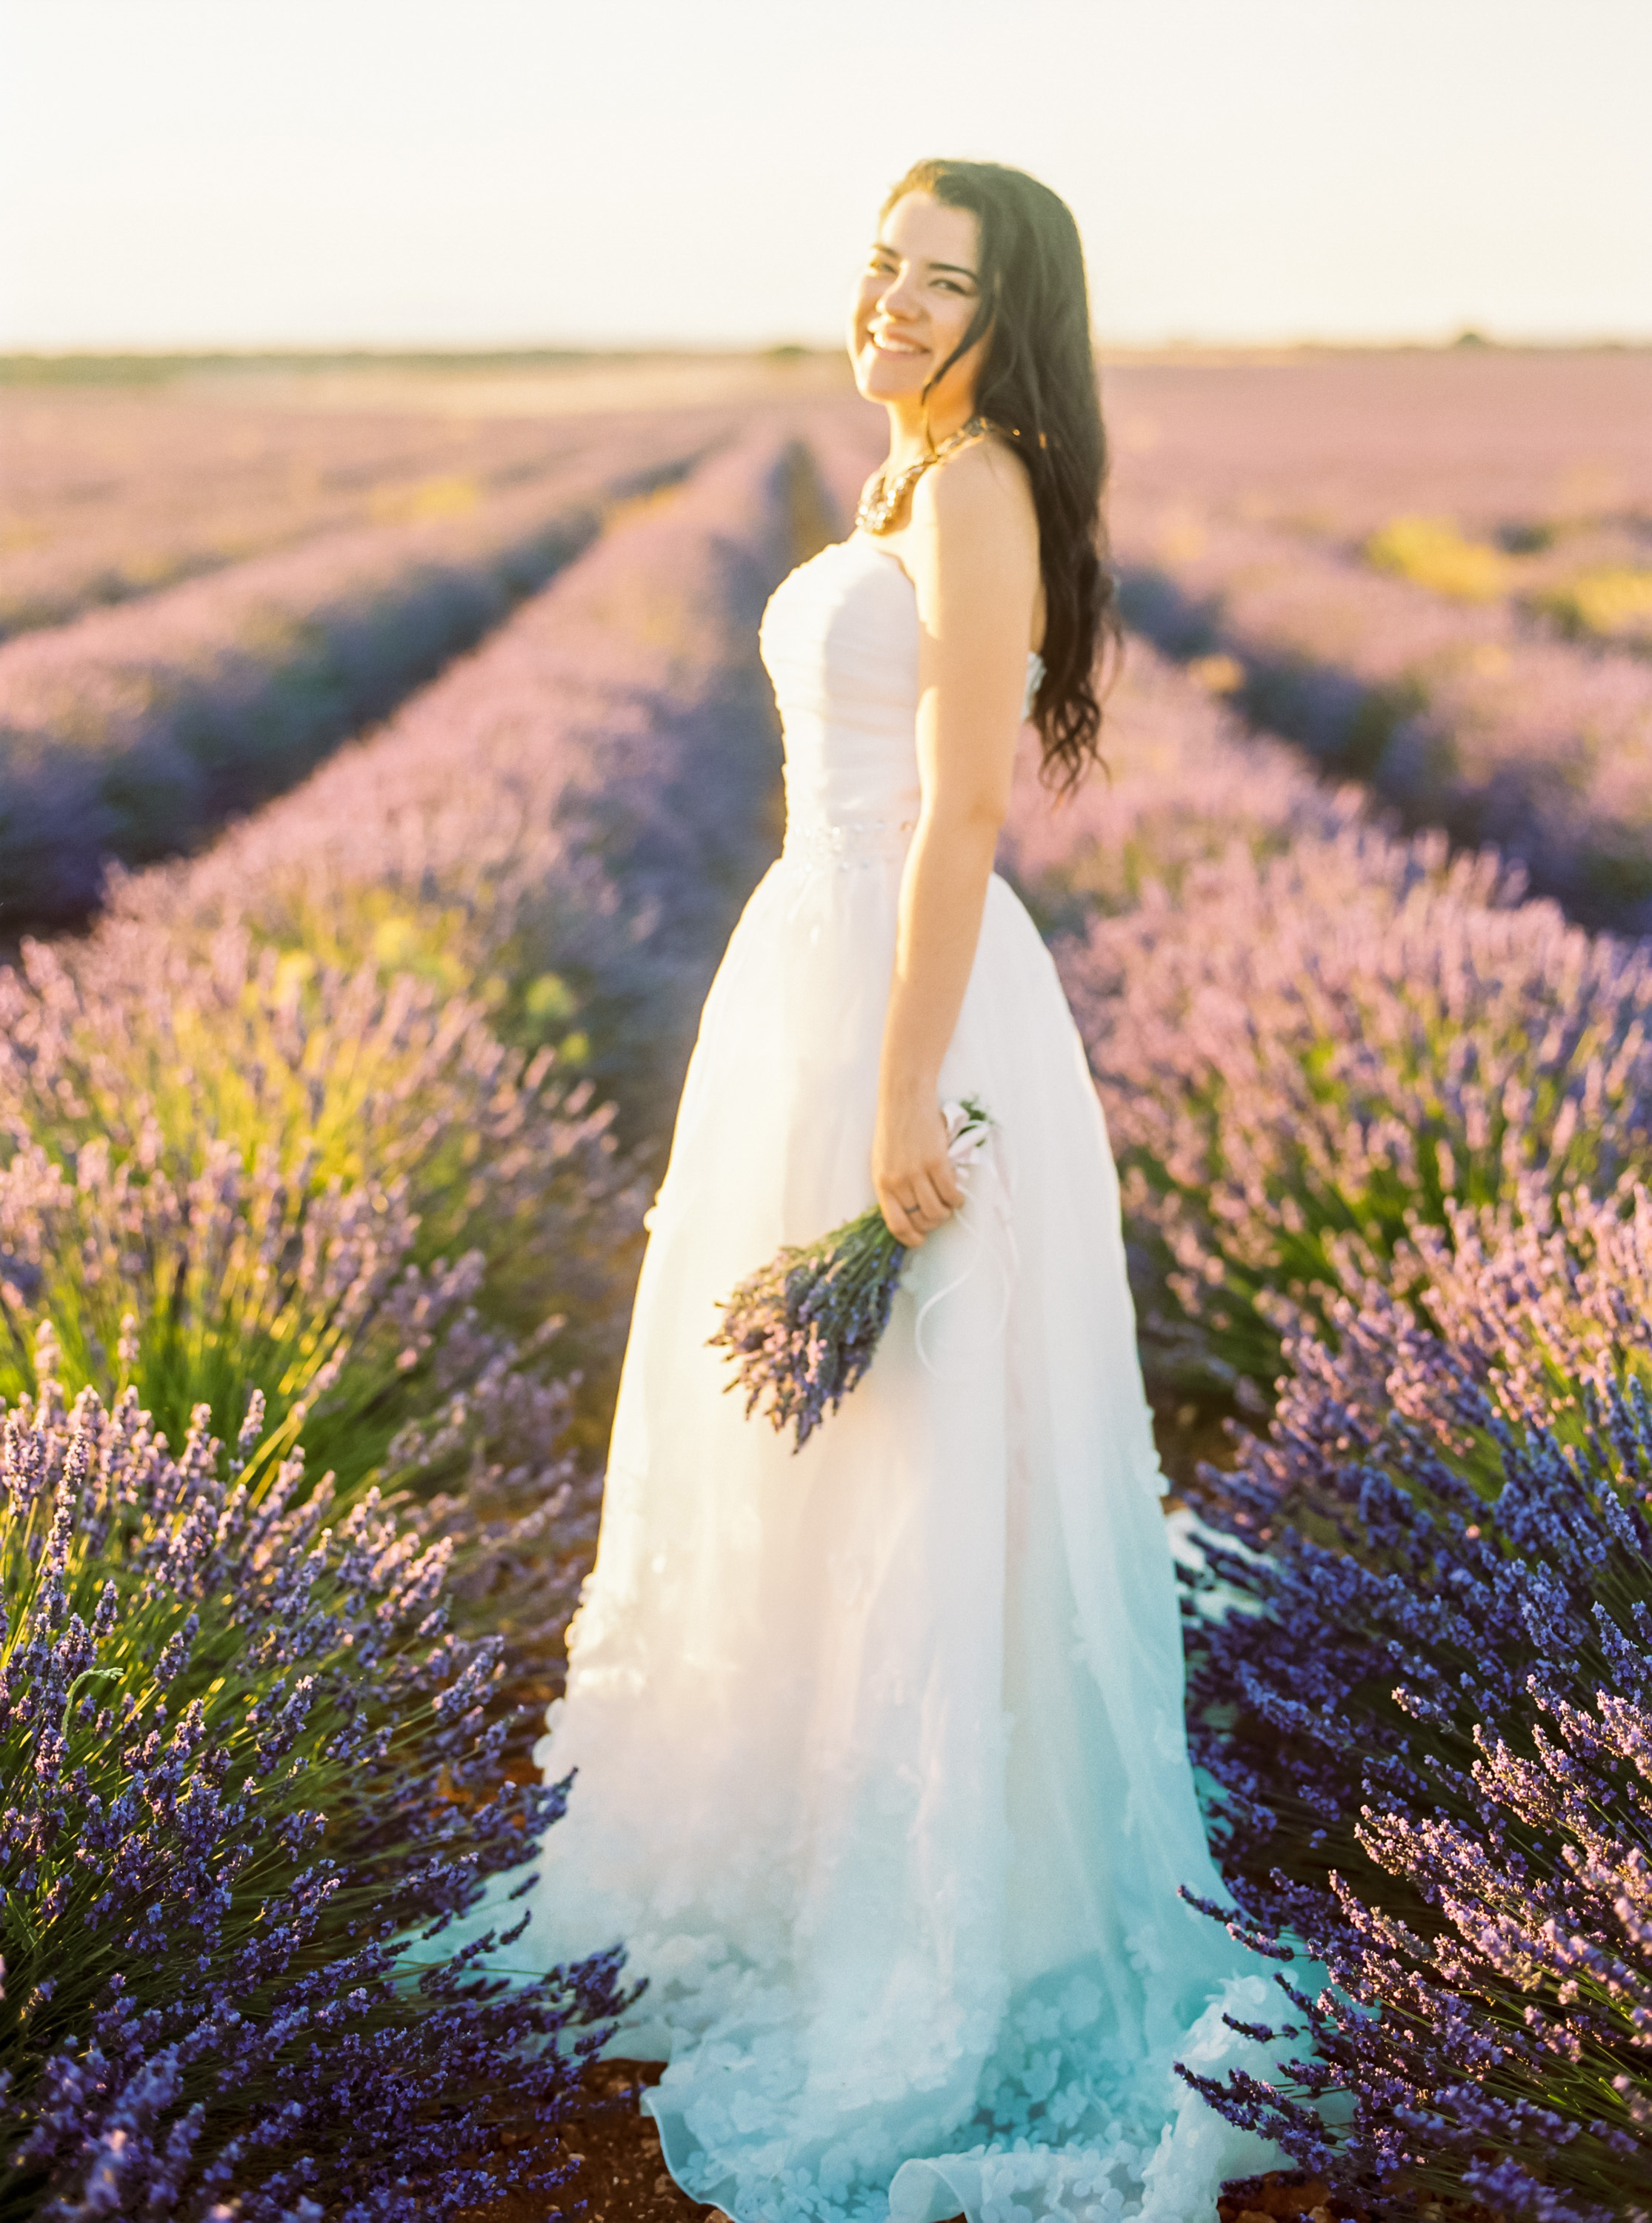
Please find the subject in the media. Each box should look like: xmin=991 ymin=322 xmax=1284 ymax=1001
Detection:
xmin=1105 ymin=360 xmax=1652 ymax=664
xmin=1112 ymin=499 xmax=1652 ymax=934
xmin=0 ymin=390 xmax=616 ymax=640
xmin=997 ymin=631 xmax=1652 ymax=2214
xmin=1101 ymin=353 xmax=1652 ymax=551
xmin=1103 ymin=354 xmax=1652 ymax=657
xmin=0 ymin=424 xmax=822 ymax=2217
xmin=0 ymin=408 xmax=733 ymax=928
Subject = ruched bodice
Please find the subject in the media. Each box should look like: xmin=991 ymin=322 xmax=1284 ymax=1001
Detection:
xmin=760 ymin=535 xmax=1044 ymax=857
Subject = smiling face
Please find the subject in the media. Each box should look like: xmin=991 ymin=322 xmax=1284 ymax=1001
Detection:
xmin=848 ymin=190 xmax=988 ymax=422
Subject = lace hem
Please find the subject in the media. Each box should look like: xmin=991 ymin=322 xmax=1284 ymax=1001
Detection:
xmin=634 ymin=1968 xmax=1291 ymax=2223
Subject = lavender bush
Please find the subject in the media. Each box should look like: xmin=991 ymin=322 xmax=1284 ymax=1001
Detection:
xmin=0 ymin=408 xmax=862 ymax=2214
xmin=0 ymin=1329 xmax=629 ymax=2219
xmin=0 ymin=413 xmax=722 ymax=928
xmin=998 ymin=633 xmax=1363 ymax=940
xmin=1053 ymin=818 xmax=1652 ymax=1404
xmin=987 ymin=594 xmax=1652 ymax=2205
xmin=0 ymin=927 xmax=638 ymax=1495
xmin=1114 ymin=508 xmax=1652 ymax=932
xmin=1177 ymin=1183 xmax=1652 ymax=2219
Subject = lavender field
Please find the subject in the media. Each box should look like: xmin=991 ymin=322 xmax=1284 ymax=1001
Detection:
xmin=1106 ymin=349 xmax=1652 ymax=930
xmin=0 ymin=404 xmax=749 ymax=926
xmin=0 ymin=382 xmax=604 ymax=638
xmin=3 ymin=349 xmax=1652 ymax=2219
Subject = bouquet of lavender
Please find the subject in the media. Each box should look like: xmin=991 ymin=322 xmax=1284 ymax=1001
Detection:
xmin=711 ymin=1097 xmax=993 ymax=1451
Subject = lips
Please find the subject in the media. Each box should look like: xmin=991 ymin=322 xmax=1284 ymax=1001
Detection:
xmin=870 ymin=329 xmax=926 ymax=357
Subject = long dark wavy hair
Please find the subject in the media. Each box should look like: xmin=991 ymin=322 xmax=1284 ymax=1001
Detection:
xmin=882 ymin=158 xmax=1118 ymax=791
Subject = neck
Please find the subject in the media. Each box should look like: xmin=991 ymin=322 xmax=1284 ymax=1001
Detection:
xmin=883 ymin=389 xmax=978 ymax=471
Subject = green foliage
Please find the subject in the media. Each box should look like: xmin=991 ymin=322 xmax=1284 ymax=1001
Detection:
xmin=0 ymin=939 xmax=639 ymax=1495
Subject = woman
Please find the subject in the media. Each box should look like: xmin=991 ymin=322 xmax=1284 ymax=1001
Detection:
xmin=507 ymin=160 xmax=1288 ymax=2221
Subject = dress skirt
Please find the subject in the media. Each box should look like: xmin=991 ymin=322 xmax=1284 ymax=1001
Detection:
xmin=492 ymin=831 xmax=1287 ymax=2223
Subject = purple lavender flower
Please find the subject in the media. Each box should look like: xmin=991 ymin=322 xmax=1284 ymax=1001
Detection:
xmin=1045 ymin=802 xmax=1652 ymax=1406
xmin=0 ymin=1332 xmax=632 ymax=2218
xmin=711 ymin=1099 xmax=992 ymax=1450
xmin=1102 ymin=351 xmax=1652 ymax=547
xmin=1174 ymin=1187 xmax=1652 ymax=2218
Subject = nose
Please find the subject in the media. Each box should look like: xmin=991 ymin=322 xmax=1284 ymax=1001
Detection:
xmin=874 ymin=262 xmax=923 ymax=322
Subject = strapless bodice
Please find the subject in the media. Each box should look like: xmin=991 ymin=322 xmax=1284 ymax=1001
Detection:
xmin=759 ymin=535 xmax=1044 ymax=863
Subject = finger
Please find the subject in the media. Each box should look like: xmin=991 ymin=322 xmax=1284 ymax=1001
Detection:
xmin=896 ymin=1182 xmax=939 ymax=1232
xmin=910 ymin=1168 xmax=957 ymax=1228
xmin=879 ymin=1190 xmax=925 ymax=1249
xmin=933 ymin=1157 xmax=966 ymax=1212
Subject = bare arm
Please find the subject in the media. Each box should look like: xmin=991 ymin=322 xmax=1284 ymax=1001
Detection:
xmin=873 ymin=440 xmax=1041 ymax=1247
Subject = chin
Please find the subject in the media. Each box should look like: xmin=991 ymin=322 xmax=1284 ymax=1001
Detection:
xmin=854 ymin=347 xmax=928 ymax=403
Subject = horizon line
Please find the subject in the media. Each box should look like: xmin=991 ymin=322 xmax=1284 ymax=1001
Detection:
xmin=4 ymin=330 xmax=1652 ymax=369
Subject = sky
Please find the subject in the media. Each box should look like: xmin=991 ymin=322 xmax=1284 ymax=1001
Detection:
xmin=1 ymin=0 xmax=1648 ymax=353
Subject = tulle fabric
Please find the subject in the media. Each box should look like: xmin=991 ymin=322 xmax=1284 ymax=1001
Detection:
xmin=496 ymin=538 xmax=1288 ymax=2220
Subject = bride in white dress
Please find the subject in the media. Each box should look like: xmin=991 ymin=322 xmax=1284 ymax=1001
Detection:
xmin=505 ymin=160 xmax=1290 ymax=2222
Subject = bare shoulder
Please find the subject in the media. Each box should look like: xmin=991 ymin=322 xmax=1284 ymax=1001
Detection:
xmin=910 ymin=431 xmax=1038 ymax=562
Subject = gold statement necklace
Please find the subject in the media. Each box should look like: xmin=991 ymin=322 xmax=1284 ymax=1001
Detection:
xmin=855 ymin=415 xmax=989 ymax=535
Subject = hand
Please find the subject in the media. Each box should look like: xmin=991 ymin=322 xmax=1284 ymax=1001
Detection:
xmin=873 ymin=1088 xmax=965 ymax=1249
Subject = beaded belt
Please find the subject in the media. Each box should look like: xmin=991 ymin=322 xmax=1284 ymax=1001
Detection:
xmin=782 ymin=815 xmax=917 ymax=867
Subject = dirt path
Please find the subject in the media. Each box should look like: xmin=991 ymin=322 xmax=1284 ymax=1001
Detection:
xmin=467 ymin=2062 xmax=710 ymax=2222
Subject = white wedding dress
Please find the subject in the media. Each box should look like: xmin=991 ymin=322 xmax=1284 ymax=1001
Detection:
xmin=504 ymin=534 xmax=1289 ymax=2221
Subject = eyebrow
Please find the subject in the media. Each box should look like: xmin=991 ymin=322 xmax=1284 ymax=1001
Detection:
xmin=870 ymin=240 xmax=979 ymax=282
